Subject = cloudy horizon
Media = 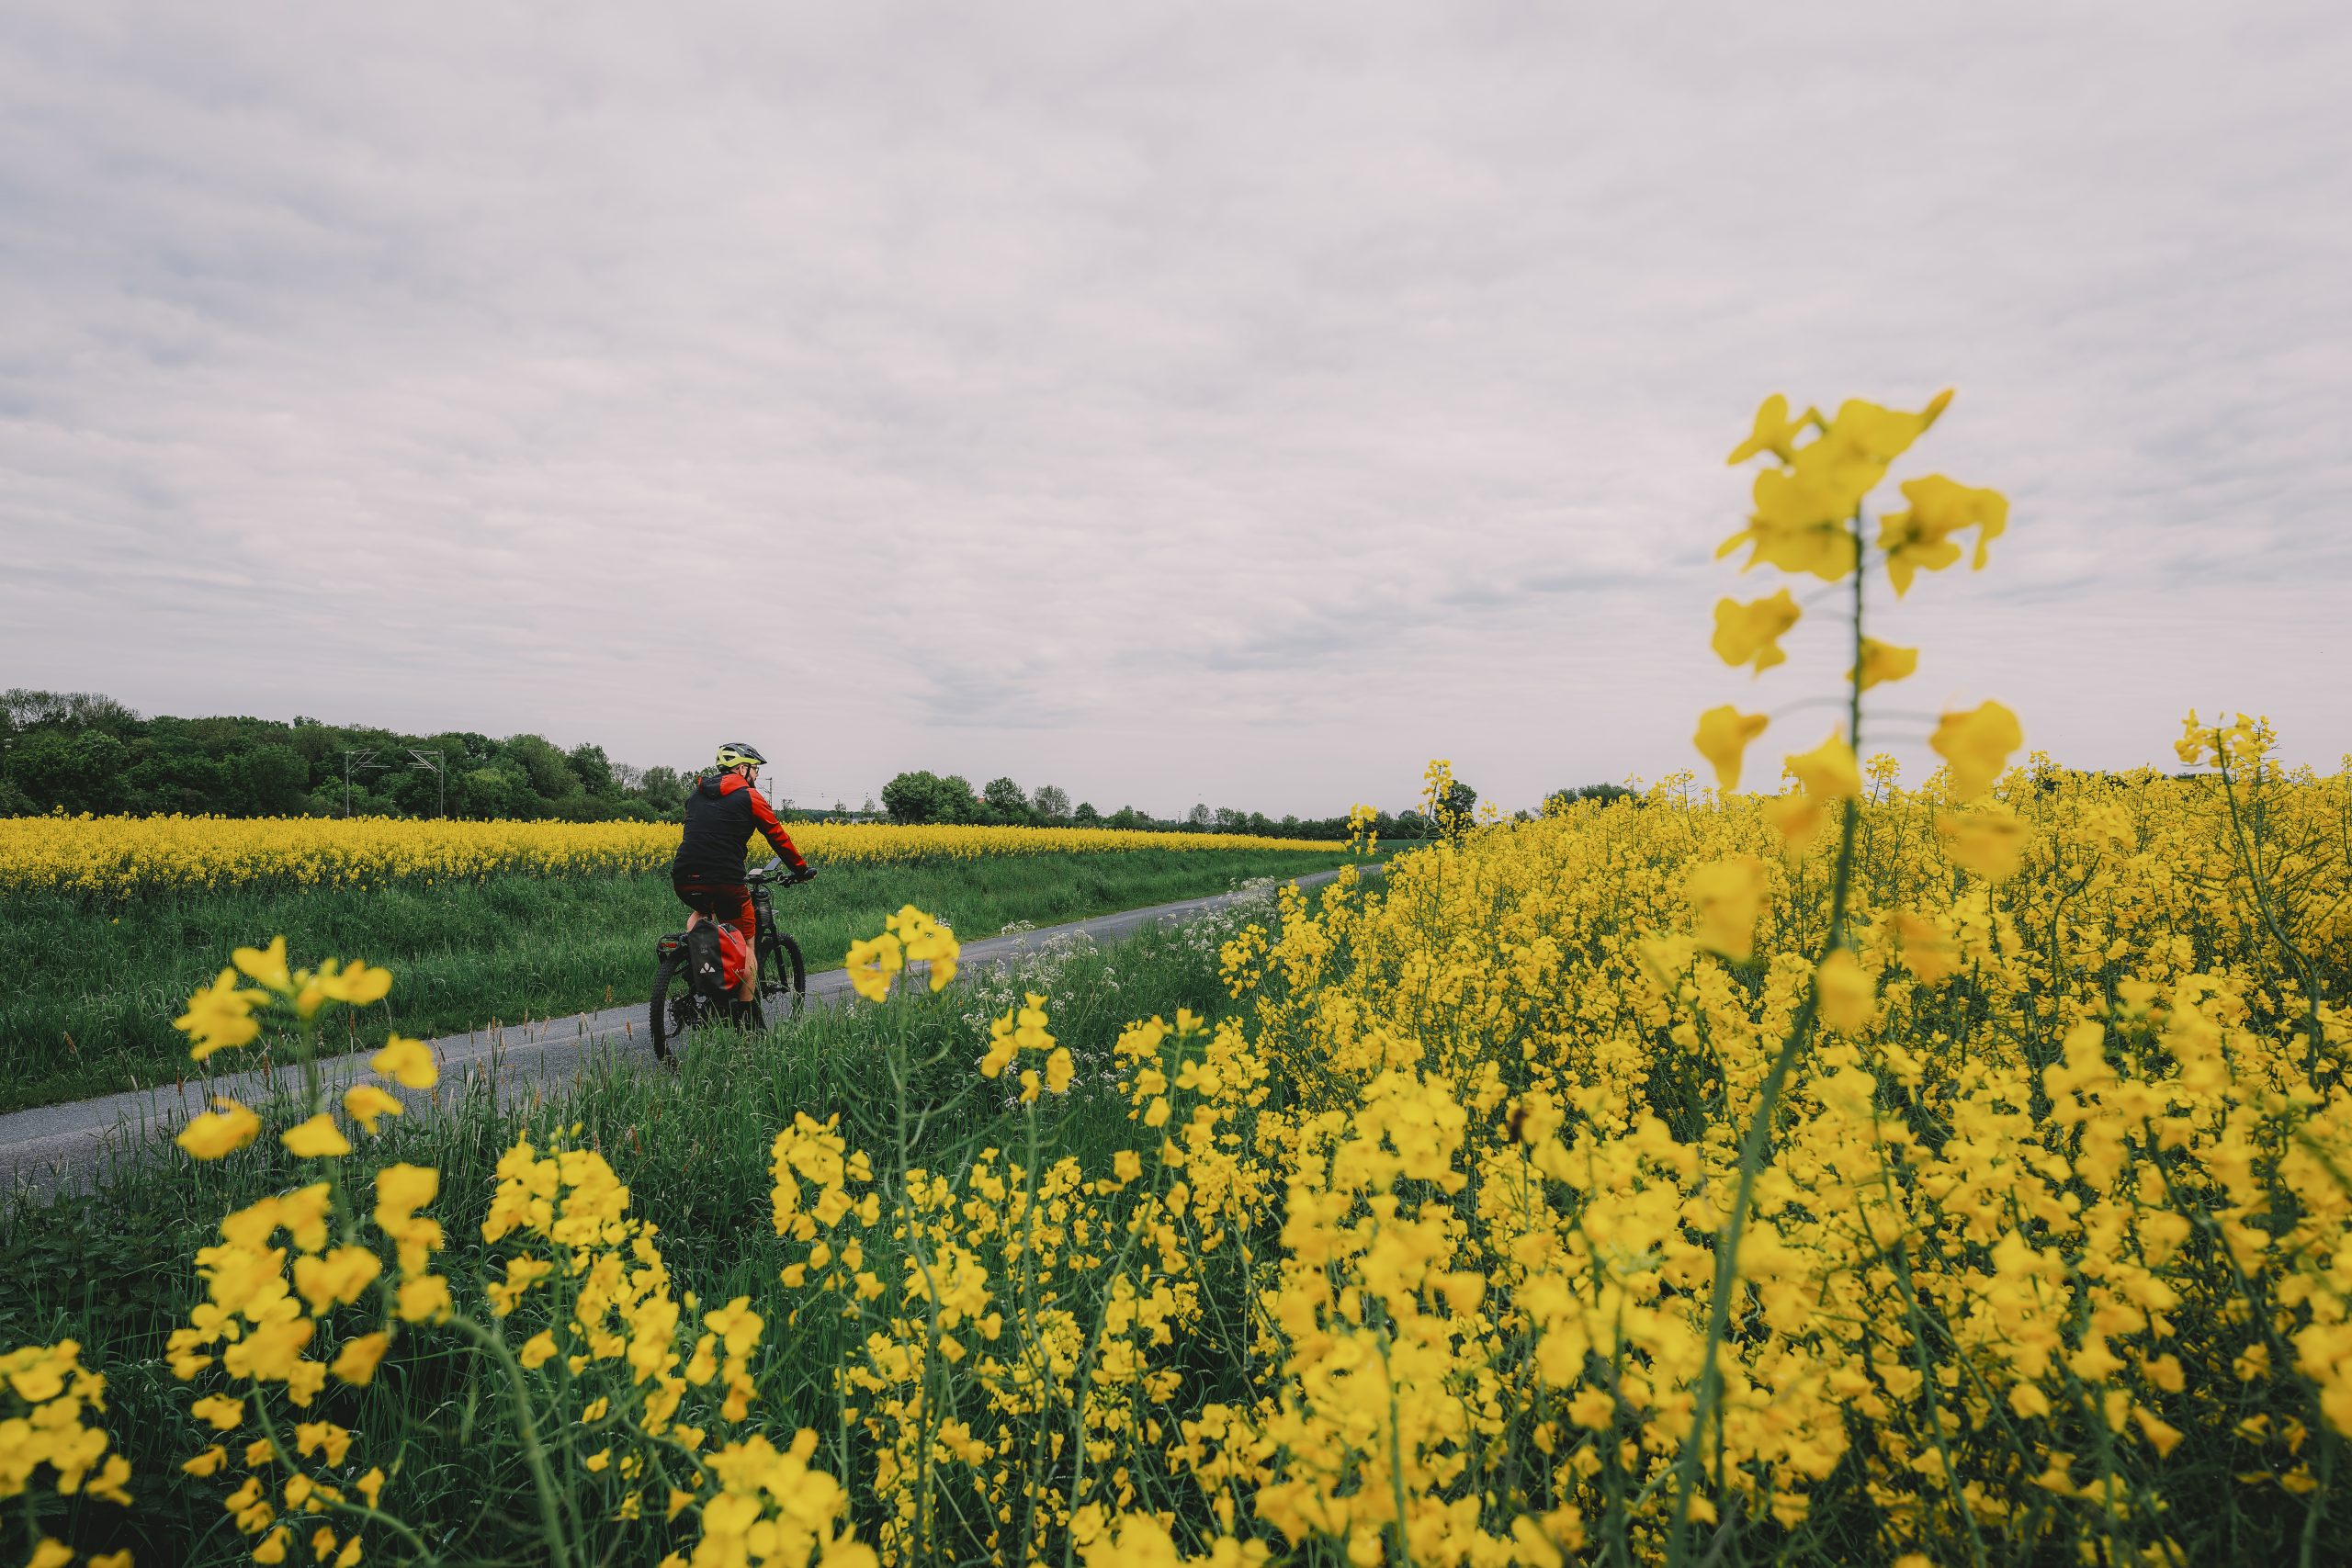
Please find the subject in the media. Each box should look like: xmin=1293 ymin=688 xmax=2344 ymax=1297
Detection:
xmin=4 ymin=4 xmax=2347 ymax=817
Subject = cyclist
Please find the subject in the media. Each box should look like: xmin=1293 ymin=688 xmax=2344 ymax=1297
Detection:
xmin=672 ymin=742 xmax=813 ymax=1021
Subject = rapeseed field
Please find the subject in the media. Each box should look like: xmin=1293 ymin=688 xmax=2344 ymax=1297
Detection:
xmin=0 ymin=818 xmax=1346 ymax=900
xmin=9 ymin=392 xmax=2347 ymax=1565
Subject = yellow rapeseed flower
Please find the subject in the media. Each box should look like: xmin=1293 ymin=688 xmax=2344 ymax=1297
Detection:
xmin=1785 ymin=734 xmax=1860 ymax=802
xmin=1850 ymin=638 xmax=1918 ymax=691
xmin=1725 ymin=393 xmax=1809 ymax=466
xmin=1710 ymin=591 xmax=1802 ymax=676
xmin=886 ymin=906 xmax=959 ymax=991
xmin=1686 ymin=856 xmax=1769 ymax=962
xmin=370 ymin=1035 xmax=438 ymax=1090
xmin=1929 ymin=700 xmax=2024 ymax=801
xmin=1814 ymin=950 xmax=1876 ymax=1032
xmin=280 ymin=1115 xmax=352 ymax=1160
xmin=175 ymin=969 xmax=266 ymax=1062
xmin=845 ymin=933 xmax=905 ymax=1002
xmin=1881 ymin=474 xmax=2007 ymax=595
xmin=342 ymin=1084 xmax=404 ymax=1134
xmin=1939 ymin=807 xmax=2030 ymax=882
xmin=176 ymin=1098 xmax=262 ymax=1161
xmin=315 ymin=959 xmax=393 ymax=1007
xmin=232 ymin=936 xmax=294 ymax=993
xmin=1692 ymin=706 xmax=1770 ymax=794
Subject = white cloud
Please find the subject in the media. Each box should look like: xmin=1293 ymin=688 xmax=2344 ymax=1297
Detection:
xmin=3 ymin=2 xmax=2346 ymax=814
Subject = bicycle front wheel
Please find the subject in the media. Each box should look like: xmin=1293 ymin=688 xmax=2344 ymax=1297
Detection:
xmin=761 ymin=931 xmax=807 ymax=1011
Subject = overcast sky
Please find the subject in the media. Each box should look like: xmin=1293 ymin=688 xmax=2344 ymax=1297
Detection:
xmin=3 ymin=5 xmax=2346 ymax=816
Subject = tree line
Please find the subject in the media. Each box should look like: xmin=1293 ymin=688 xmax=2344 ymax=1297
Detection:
xmin=0 ymin=691 xmax=1430 ymax=834
xmin=1 ymin=690 xmax=695 ymax=822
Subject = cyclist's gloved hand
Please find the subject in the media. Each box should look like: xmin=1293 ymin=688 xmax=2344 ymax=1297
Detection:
xmin=791 ymin=863 xmax=817 ymax=884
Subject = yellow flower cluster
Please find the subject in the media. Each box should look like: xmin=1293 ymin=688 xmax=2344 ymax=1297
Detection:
xmin=172 ymin=1168 xmax=431 ymax=1565
xmin=1 ymin=817 xmax=1347 ymax=899
xmin=1185 ymin=754 xmax=2347 ymax=1559
xmin=668 ymin=778 xmax=2352 ymax=1563
xmin=844 ymin=906 xmax=962 ymax=1002
xmin=2 ymin=1340 xmax=133 ymax=1568
xmin=763 ymin=1001 xmax=1275 ymax=1562
xmin=165 ymin=946 xmax=453 ymax=1567
xmin=1696 ymin=389 xmax=2020 ymax=810
xmin=978 ymin=992 xmax=1074 ymax=1100
xmin=171 ymin=936 xmax=424 ymax=1162
xmin=479 ymin=1132 xmax=876 ymax=1567
xmin=163 ymin=944 xmax=883 ymax=1568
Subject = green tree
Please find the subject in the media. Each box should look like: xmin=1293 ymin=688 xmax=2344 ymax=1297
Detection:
xmin=881 ymin=770 xmax=982 ymax=825
xmin=7 ymin=730 xmax=129 ymax=813
xmin=454 ymin=767 xmax=533 ymax=819
xmin=232 ymin=745 xmax=310 ymax=814
xmin=1 ymin=688 xmax=140 ymax=736
xmin=566 ymin=743 xmax=617 ymax=796
xmin=981 ymin=776 xmax=1029 ymax=821
xmin=502 ymin=735 xmax=581 ymax=806
xmin=638 ymin=767 xmax=688 ymax=815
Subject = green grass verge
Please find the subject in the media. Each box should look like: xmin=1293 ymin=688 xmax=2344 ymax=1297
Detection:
xmin=0 ymin=846 xmax=1362 ymax=1113
xmin=0 ymin=882 xmax=1320 ymax=1563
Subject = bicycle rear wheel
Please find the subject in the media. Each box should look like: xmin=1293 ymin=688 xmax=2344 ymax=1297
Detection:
xmin=649 ymin=949 xmax=708 ymax=1062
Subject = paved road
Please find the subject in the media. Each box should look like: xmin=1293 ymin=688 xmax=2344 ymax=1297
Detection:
xmin=0 ymin=868 xmax=1369 ymax=1197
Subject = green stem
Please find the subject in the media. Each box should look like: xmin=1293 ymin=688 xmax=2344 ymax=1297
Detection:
xmin=2214 ymin=748 xmax=2329 ymax=1075
xmin=1380 ymin=1314 xmax=1418 ymax=1568
xmin=1667 ymin=510 xmax=1868 ymax=1564
xmin=1872 ymin=1155 xmax=1988 ymax=1565
xmin=251 ymin=1395 xmax=443 ymax=1565
xmin=1061 ymin=1021 xmax=1198 ymax=1568
xmin=447 ymin=1316 xmax=576 ymax=1568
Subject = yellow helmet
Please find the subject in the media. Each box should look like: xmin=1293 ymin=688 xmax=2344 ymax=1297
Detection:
xmin=714 ymin=741 xmax=769 ymax=770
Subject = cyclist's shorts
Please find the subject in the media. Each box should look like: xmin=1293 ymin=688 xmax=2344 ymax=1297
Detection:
xmin=673 ymin=876 xmax=753 ymax=932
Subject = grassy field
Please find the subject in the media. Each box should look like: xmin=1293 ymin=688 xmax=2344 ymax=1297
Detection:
xmin=0 ymin=890 xmax=1283 ymax=1565
xmin=0 ymin=845 xmax=1360 ymax=1112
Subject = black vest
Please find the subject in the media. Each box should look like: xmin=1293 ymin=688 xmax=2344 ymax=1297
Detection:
xmin=672 ymin=774 xmax=757 ymax=885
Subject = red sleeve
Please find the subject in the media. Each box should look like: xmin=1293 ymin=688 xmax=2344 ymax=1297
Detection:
xmin=731 ymin=774 xmax=807 ymax=868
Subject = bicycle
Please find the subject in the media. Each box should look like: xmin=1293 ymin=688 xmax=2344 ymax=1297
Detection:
xmin=648 ymin=858 xmax=809 ymax=1061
